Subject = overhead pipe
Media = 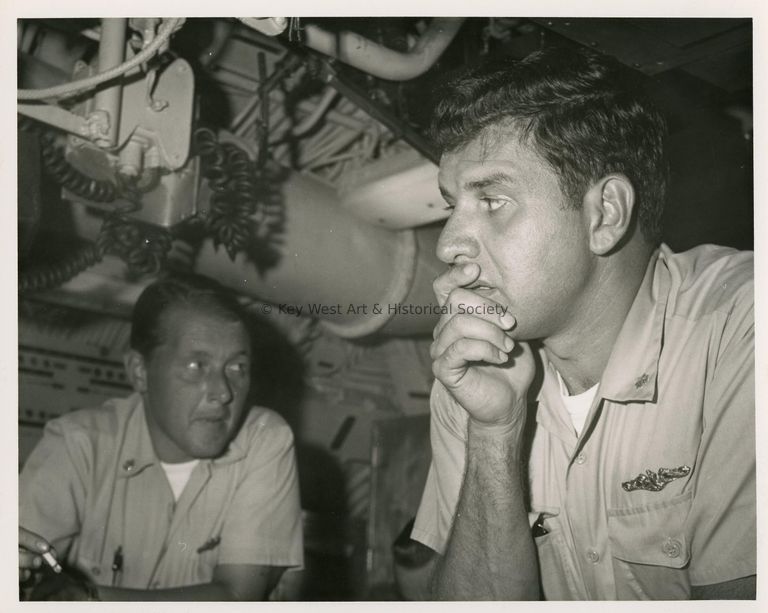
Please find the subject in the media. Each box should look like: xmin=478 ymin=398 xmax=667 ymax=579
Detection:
xmin=302 ymin=17 xmax=466 ymax=81
xmin=48 ymin=165 xmax=443 ymax=337
xmin=238 ymin=17 xmax=289 ymax=37
xmin=199 ymin=19 xmax=236 ymax=68
xmin=18 ymin=19 xmax=129 ymax=145
xmin=93 ymin=18 xmax=127 ymax=148
xmin=18 ymin=18 xmax=184 ymax=101
xmin=193 ymin=170 xmax=443 ymax=337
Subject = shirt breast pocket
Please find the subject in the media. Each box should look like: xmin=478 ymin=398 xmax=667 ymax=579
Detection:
xmin=194 ymin=535 xmax=222 ymax=583
xmin=73 ymin=554 xmax=108 ymax=585
xmin=607 ymin=490 xmax=693 ymax=599
xmin=529 ymin=507 xmax=586 ymax=600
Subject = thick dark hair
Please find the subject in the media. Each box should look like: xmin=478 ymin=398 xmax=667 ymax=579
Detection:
xmin=130 ymin=273 xmax=249 ymax=358
xmin=431 ymin=45 xmax=668 ymax=244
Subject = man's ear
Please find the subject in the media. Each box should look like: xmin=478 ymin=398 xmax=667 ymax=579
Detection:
xmin=124 ymin=350 xmax=148 ymax=393
xmin=583 ymin=174 xmax=636 ymax=255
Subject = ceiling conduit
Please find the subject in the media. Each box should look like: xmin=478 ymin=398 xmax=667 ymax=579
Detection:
xmin=302 ymin=17 xmax=466 ymax=81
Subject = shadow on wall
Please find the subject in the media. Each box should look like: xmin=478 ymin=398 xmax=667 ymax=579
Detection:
xmin=245 ymin=313 xmax=361 ymax=600
xmin=247 ymin=311 xmax=307 ymax=428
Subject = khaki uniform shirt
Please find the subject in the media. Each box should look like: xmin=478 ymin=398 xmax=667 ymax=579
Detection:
xmin=20 ymin=394 xmax=303 ymax=589
xmin=412 ymin=244 xmax=755 ymax=599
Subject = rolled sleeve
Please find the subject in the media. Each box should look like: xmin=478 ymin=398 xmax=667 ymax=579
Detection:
xmin=19 ymin=419 xmax=88 ymax=557
xmin=412 ymin=381 xmax=468 ymax=554
xmin=219 ymin=413 xmax=304 ymax=568
xmin=687 ymin=283 xmax=755 ymax=585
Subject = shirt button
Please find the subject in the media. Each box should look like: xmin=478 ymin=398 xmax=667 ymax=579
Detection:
xmin=123 ymin=459 xmax=135 ymax=472
xmin=586 ymin=548 xmax=600 ymax=564
xmin=91 ymin=567 xmax=101 ymax=576
xmin=575 ymin=453 xmax=586 ymax=465
xmin=662 ymin=537 xmax=682 ymax=558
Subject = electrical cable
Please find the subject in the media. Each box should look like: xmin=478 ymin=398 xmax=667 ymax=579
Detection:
xmin=256 ymin=52 xmax=270 ymax=169
xmin=17 ymin=18 xmax=184 ymax=101
xmin=19 ymin=242 xmax=103 ymax=293
xmin=292 ymin=87 xmax=338 ymax=136
xmin=19 ymin=120 xmax=172 ymax=291
xmin=230 ymin=54 xmax=303 ymax=134
xmin=298 ymin=123 xmax=342 ymax=165
xmin=193 ymin=127 xmax=285 ymax=273
xmin=97 ymin=214 xmax=173 ymax=277
xmin=302 ymin=127 xmax=365 ymax=169
xmin=19 ymin=118 xmax=118 ymax=203
xmin=40 ymin=133 xmax=117 ymax=202
xmin=19 ymin=212 xmax=174 ymax=293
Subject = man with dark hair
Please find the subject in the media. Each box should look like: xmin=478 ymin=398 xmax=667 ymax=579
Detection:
xmin=19 ymin=274 xmax=303 ymax=600
xmin=412 ymin=46 xmax=755 ymax=600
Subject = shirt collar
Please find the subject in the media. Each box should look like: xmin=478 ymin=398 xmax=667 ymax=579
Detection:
xmin=598 ymin=245 xmax=672 ymax=403
xmin=116 ymin=394 xmax=249 ymax=478
xmin=533 ymin=246 xmax=671 ymax=443
xmin=213 ymin=415 xmax=249 ymax=465
xmin=117 ymin=393 xmax=159 ymax=479
xmin=535 ymin=360 xmax=580 ymax=446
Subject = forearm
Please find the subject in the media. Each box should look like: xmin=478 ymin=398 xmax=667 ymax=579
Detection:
xmin=432 ymin=417 xmax=539 ymax=600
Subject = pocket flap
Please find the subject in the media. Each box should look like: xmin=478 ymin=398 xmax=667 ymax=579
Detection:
xmin=607 ymin=491 xmax=692 ymax=568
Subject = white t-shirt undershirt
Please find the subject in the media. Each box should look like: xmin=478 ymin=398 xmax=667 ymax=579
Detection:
xmin=556 ymin=371 xmax=599 ymax=436
xmin=160 ymin=459 xmax=200 ymax=501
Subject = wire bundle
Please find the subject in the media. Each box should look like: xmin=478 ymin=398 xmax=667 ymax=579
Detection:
xmin=40 ymin=134 xmax=117 ymax=203
xmin=194 ymin=127 xmax=285 ymax=273
xmin=19 ymin=242 xmax=103 ymax=293
xmin=97 ymin=214 xmax=173 ymax=277
xmin=19 ymin=213 xmax=172 ymax=294
xmin=19 ymin=118 xmax=173 ymax=292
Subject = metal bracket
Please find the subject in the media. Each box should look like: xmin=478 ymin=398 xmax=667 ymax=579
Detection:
xmin=17 ymin=102 xmax=89 ymax=138
xmin=117 ymin=57 xmax=195 ymax=170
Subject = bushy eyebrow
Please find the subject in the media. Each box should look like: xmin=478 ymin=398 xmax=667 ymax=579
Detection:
xmin=183 ymin=349 xmax=251 ymax=360
xmin=464 ymin=171 xmax=516 ymax=192
xmin=439 ymin=170 xmax=516 ymax=202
